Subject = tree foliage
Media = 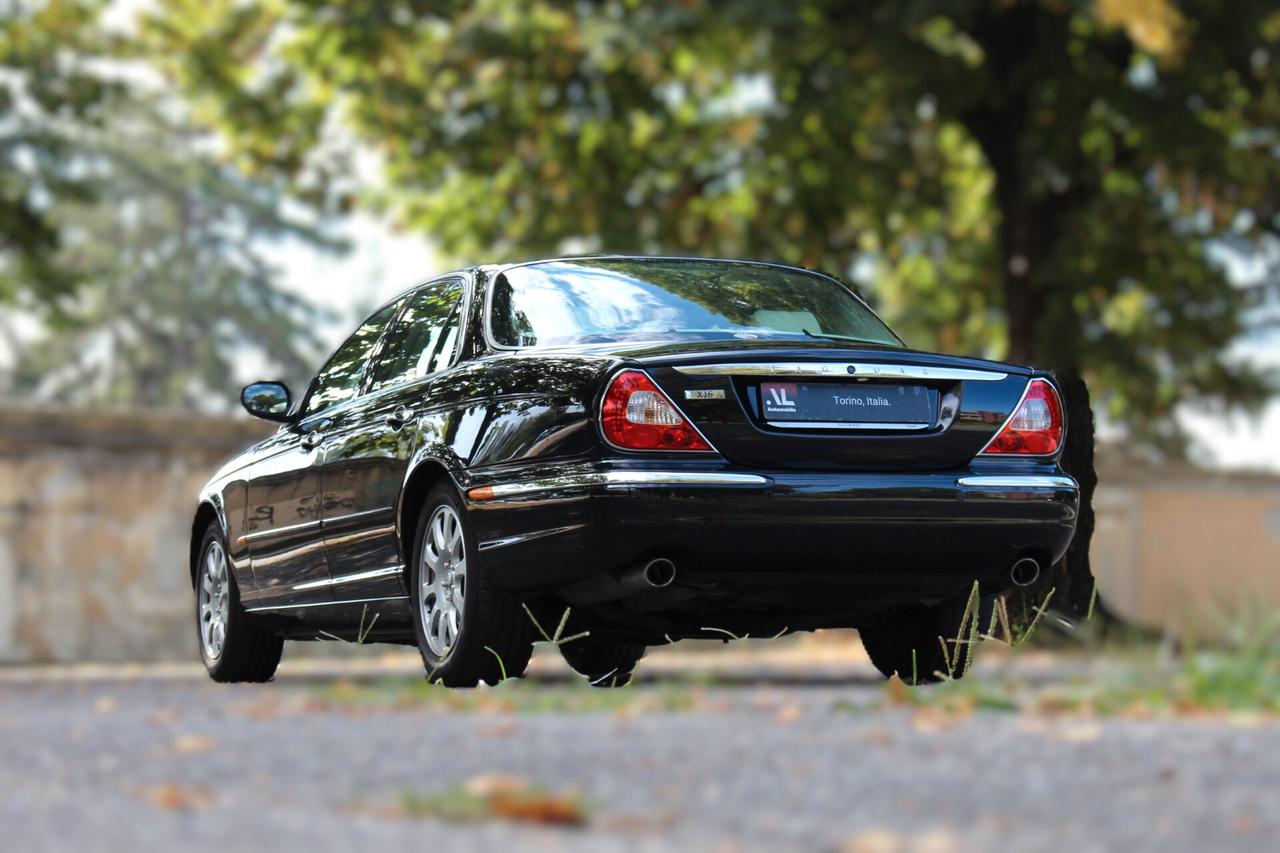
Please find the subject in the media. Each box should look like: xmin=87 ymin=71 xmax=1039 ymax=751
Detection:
xmin=4 ymin=102 xmax=337 ymax=409
xmin=0 ymin=0 xmax=121 ymax=307
xmin=144 ymin=0 xmax=1280 ymax=445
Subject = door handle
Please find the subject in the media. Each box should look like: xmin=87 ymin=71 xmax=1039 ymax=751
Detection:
xmin=300 ymin=430 xmax=326 ymax=450
xmin=298 ymin=418 xmax=332 ymax=450
xmin=385 ymin=405 xmax=416 ymax=429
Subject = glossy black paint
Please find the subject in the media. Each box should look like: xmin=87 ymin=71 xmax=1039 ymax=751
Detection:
xmin=193 ymin=257 xmax=1080 ymax=644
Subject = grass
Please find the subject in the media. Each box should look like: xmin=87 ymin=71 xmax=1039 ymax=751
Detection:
xmin=886 ymin=592 xmax=1280 ymax=718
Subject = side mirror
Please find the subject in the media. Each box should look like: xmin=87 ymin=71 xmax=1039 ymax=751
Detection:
xmin=240 ymin=381 xmax=293 ymax=422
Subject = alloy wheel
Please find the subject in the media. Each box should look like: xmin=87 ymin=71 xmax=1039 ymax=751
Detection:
xmin=199 ymin=540 xmax=231 ymax=660
xmin=420 ymin=504 xmax=467 ymax=658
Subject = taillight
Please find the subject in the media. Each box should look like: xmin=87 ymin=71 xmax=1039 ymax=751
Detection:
xmin=981 ymin=378 xmax=1064 ymax=456
xmin=601 ymin=370 xmax=712 ymax=452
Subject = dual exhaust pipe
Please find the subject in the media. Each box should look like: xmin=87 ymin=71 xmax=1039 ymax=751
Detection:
xmin=620 ymin=554 xmax=1037 ymax=594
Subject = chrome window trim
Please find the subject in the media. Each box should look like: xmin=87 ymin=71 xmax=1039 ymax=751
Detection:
xmin=481 ymin=255 xmax=905 ymax=353
xmin=245 ymin=594 xmax=408 ymax=613
xmin=674 ymin=362 xmax=1008 ymax=382
xmin=291 ymin=565 xmax=403 ymax=592
xmin=956 ymin=475 xmax=1078 ymax=490
xmin=478 ymin=471 xmax=770 ymax=500
xmin=597 ymin=367 xmax=722 ymax=455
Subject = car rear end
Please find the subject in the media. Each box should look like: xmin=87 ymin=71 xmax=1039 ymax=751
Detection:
xmin=466 ymin=258 xmax=1079 ymax=635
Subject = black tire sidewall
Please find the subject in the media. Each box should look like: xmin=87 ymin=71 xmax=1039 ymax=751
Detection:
xmin=195 ymin=523 xmax=263 ymax=678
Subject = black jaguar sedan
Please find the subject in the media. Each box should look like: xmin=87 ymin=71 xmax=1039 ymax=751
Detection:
xmin=192 ymin=256 xmax=1078 ymax=687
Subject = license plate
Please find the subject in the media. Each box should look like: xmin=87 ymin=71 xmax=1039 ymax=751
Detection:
xmin=760 ymin=382 xmax=934 ymax=428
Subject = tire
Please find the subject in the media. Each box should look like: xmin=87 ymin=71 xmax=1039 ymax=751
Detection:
xmin=859 ymin=593 xmax=977 ymax=685
xmin=410 ymin=484 xmax=535 ymax=687
xmin=559 ymin=637 xmax=647 ymax=688
xmin=195 ymin=524 xmax=283 ymax=683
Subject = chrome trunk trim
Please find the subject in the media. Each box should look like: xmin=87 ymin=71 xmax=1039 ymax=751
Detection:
xmin=674 ymin=362 xmax=1007 ymax=382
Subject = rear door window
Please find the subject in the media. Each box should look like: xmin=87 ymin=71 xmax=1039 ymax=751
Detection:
xmin=367 ymin=279 xmax=465 ymax=393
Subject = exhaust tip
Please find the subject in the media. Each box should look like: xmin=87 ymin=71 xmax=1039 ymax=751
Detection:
xmin=1010 ymin=557 xmax=1041 ymax=587
xmin=643 ymin=557 xmax=677 ymax=588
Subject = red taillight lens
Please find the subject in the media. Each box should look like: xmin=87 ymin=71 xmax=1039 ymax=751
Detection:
xmin=601 ymin=370 xmax=712 ymax=451
xmin=982 ymin=379 xmax=1064 ymax=455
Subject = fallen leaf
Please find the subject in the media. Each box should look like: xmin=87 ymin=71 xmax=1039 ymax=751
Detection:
xmin=173 ymin=734 xmax=218 ymax=754
xmin=884 ymin=676 xmax=910 ymax=707
xmin=1045 ymin=721 xmax=1101 ymax=743
xmin=841 ymin=827 xmax=905 ymax=853
xmin=909 ymin=707 xmax=967 ymax=733
xmin=463 ymin=773 xmax=529 ymax=799
xmin=143 ymin=783 xmax=212 ymax=812
xmin=489 ymin=791 xmax=586 ymax=826
xmin=774 ymin=703 xmax=803 ymax=725
xmin=93 ymin=696 xmax=117 ymax=714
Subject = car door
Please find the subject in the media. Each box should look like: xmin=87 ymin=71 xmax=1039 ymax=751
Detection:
xmin=244 ymin=300 xmax=402 ymax=608
xmin=317 ymin=277 xmax=467 ymax=602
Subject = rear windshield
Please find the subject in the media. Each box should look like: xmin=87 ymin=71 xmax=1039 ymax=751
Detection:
xmin=489 ymin=259 xmax=902 ymax=349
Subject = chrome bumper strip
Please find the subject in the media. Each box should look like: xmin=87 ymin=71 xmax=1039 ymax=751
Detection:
xmin=675 ymin=362 xmax=1008 ymax=382
xmin=956 ymin=475 xmax=1078 ymax=490
xmin=477 ymin=471 xmax=770 ymax=500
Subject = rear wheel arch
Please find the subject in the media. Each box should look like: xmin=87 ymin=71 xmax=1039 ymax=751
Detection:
xmin=398 ymin=459 xmax=461 ymax=561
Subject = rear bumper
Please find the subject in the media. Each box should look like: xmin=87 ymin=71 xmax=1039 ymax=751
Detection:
xmin=466 ymin=461 xmax=1079 ymax=604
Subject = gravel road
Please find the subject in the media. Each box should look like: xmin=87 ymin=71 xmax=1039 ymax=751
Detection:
xmin=2 ymin=656 xmax=1277 ymax=853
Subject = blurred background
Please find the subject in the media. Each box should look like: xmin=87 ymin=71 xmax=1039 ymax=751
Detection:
xmin=0 ymin=0 xmax=1277 ymax=665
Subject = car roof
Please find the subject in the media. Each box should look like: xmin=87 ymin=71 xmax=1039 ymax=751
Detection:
xmin=374 ymin=255 xmax=851 ymax=316
xmin=486 ymin=254 xmax=844 ymax=284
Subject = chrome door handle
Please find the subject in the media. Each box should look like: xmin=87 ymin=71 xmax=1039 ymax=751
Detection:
xmin=300 ymin=430 xmax=326 ymax=449
xmin=385 ymin=405 xmax=416 ymax=429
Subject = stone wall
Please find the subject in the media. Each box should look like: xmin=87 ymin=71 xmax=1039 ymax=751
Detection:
xmin=0 ymin=406 xmax=270 ymax=663
xmin=1 ymin=405 xmax=1277 ymax=663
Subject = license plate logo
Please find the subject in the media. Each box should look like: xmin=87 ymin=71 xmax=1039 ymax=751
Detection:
xmin=762 ymin=383 xmax=798 ymax=414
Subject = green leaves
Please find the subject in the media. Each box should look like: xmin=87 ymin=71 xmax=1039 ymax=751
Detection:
xmin=143 ymin=0 xmax=1280 ymax=440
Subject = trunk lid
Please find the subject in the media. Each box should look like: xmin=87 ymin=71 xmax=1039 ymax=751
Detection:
xmin=617 ymin=342 xmax=1034 ymax=471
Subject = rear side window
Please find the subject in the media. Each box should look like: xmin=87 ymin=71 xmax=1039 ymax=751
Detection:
xmin=303 ymin=301 xmax=401 ymax=417
xmin=367 ymin=280 xmax=465 ymax=392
